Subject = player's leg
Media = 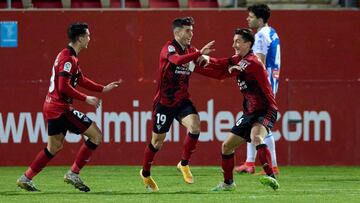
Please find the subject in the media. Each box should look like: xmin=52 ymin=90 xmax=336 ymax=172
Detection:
xmin=177 ymin=100 xmax=200 ymax=184
xmin=266 ymin=72 xmax=280 ymax=174
xmin=63 ymin=109 xmax=98 ymax=192
xmin=266 ymin=133 xmax=280 ymax=173
xmin=258 ymin=132 xmax=279 ymax=175
xmin=235 ymin=143 xmax=256 ymax=174
xmin=140 ymin=132 xmax=166 ymax=192
xmin=140 ymin=103 xmax=174 ymax=192
xmin=70 ymin=122 xmax=101 ymax=175
xmin=177 ymin=113 xmax=199 ymax=184
xmin=17 ymin=116 xmax=66 ymax=192
xmin=251 ymin=123 xmax=279 ymax=190
xmin=212 ymin=132 xmax=245 ymax=191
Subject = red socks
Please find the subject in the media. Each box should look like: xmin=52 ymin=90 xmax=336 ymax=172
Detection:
xmin=71 ymin=140 xmax=98 ymax=174
xmin=142 ymin=143 xmax=158 ymax=176
xmin=256 ymin=144 xmax=274 ymax=176
xmin=222 ymin=153 xmax=235 ymax=184
xmin=25 ymin=148 xmax=54 ymax=180
xmin=181 ymin=133 xmax=199 ymax=165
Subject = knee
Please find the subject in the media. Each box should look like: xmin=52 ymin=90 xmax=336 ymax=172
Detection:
xmin=222 ymin=142 xmax=233 ymax=154
xmin=251 ymin=135 xmax=263 ymax=146
xmin=187 ymin=123 xmax=200 ymax=134
xmin=151 ymin=137 xmax=164 ymax=150
xmin=92 ymin=133 xmax=102 ymax=145
xmin=47 ymin=143 xmax=63 ymax=155
xmin=88 ymin=123 xmax=102 ymax=145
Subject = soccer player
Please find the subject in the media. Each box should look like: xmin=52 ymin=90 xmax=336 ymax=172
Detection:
xmin=16 ymin=22 xmax=121 ymax=192
xmin=139 ymin=17 xmax=215 ymax=192
xmin=194 ymin=28 xmax=279 ymax=191
xmin=235 ymin=4 xmax=281 ymax=175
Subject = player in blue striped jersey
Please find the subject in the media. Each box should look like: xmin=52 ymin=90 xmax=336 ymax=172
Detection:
xmin=235 ymin=4 xmax=281 ymax=175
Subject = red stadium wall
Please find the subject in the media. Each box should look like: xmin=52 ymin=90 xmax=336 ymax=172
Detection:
xmin=0 ymin=10 xmax=359 ymax=166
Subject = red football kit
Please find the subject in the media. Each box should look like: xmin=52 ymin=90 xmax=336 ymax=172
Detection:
xmin=43 ymin=46 xmax=104 ymax=120
xmin=153 ymin=39 xmax=201 ymax=107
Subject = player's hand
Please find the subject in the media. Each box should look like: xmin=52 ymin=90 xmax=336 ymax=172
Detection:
xmin=103 ymin=79 xmax=122 ymax=93
xmin=200 ymin=40 xmax=215 ymax=55
xmin=86 ymin=96 xmax=100 ymax=108
xmin=228 ymin=65 xmax=245 ymax=73
xmin=196 ymin=55 xmax=210 ymax=67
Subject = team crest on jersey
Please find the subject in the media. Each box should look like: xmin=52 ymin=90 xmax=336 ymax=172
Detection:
xmin=156 ymin=124 xmax=162 ymax=131
xmin=64 ymin=62 xmax=72 ymax=72
xmin=238 ymin=60 xmax=250 ymax=69
xmin=168 ymin=45 xmax=176 ymax=53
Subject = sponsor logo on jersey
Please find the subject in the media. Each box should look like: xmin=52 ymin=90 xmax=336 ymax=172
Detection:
xmin=237 ymin=79 xmax=248 ymax=91
xmin=175 ymin=65 xmax=191 ymax=75
xmin=64 ymin=62 xmax=72 ymax=72
xmin=156 ymin=124 xmax=162 ymax=131
xmin=168 ymin=45 xmax=176 ymax=53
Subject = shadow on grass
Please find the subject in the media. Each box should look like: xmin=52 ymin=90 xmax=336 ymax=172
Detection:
xmin=0 ymin=190 xmax=235 ymax=196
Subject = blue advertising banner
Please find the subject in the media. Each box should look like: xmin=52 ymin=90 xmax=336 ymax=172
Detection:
xmin=0 ymin=21 xmax=18 ymax=47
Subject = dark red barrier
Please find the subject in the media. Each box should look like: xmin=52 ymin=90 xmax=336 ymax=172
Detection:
xmin=0 ymin=10 xmax=359 ymax=166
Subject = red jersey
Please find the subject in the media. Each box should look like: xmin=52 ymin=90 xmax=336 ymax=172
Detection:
xmin=43 ymin=46 xmax=104 ymax=120
xmin=195 ymin=50 xmax=278 ymax=114
xmin=154 ymin=39 xmax=201 ymax=107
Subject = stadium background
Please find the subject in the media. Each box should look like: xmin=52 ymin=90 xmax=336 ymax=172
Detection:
xmin=0 ymin=2 xmax=359 ymax=167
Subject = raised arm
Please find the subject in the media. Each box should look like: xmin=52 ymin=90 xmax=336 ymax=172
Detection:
xmin=168 ymin=51 xmax=202 ymax=65
xmin=194 ymin=54 xmax=241 ymax=79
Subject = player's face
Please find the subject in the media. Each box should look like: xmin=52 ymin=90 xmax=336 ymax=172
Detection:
xmin=79 ymin=29 xmax=90 ymax=49
xmin=176 ymin=25 xmax=193 ymax=47
xmin=233 ymin=34 xmax=250 ymax=56
xmin=247 ymin=12 xmax=260 ymax=29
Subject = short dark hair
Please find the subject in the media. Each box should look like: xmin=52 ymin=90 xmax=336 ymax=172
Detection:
xmin=67 ymin=22 xmax=89 ymax=43
xmin=172 ymin=17 xmax=194 ymax=30
xmin=247 ymin=4 xmax=271 ymax=23
xmin=235 ymin=28 xmax=254 ymax=48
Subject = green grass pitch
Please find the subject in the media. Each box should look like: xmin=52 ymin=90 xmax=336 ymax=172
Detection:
xmin=0 ymin=166 xmax=359 ymax=202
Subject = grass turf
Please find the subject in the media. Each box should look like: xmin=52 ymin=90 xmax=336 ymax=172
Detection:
xmin=0 ymin=166 xmax=359 ymax=203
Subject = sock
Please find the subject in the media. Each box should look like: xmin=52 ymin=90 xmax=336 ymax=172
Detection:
xmin=264 ymin=132 xmax=278 ymax=167
xmin=222 ymin=153 xmax=234 ymax=184
xmin=181 ymin=132 xmax=199 ymax=166
xmin=142 ymin=143 xmax=158 ymax=177
xmin=245 ymin=142 xmax=257 ymax=163
xmin=256 ymin=144 xmax=274 ymax=176
xmin=71 ymin=140 xmax=98 ymax=174
xmin=25 ymin=148 xmax=54 ymax=180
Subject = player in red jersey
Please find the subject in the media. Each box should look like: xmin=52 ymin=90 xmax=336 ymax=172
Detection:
xmin=16 ymin=22 xmax=120 ymax=192
xmin=194 ymin=28 xmax=280 ymax=191
xmin=140 ymin=17 xmax=215 ymax=192
xmin=235 ymin=3 xmax=281 ymax=176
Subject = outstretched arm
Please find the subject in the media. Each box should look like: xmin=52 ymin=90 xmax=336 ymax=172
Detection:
xmin=168 ymin=51 xmax=202 ymax=65
xmin=194 ymin=55 xmax=240 ymax=79
xmin=102 ymin=80 xmax=122 ymax=93
xmin=78 ymin=75 xmax=104 ymax=92
xmin=58 ymin=73 xmax=87 ymax=101
xmin=194 ymin=63 xmax=234 ymax=80
xmin=168 ymin=40 xmax=215 ymax=65
xmin=59 ymin=76 xmax=100 ymax=108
